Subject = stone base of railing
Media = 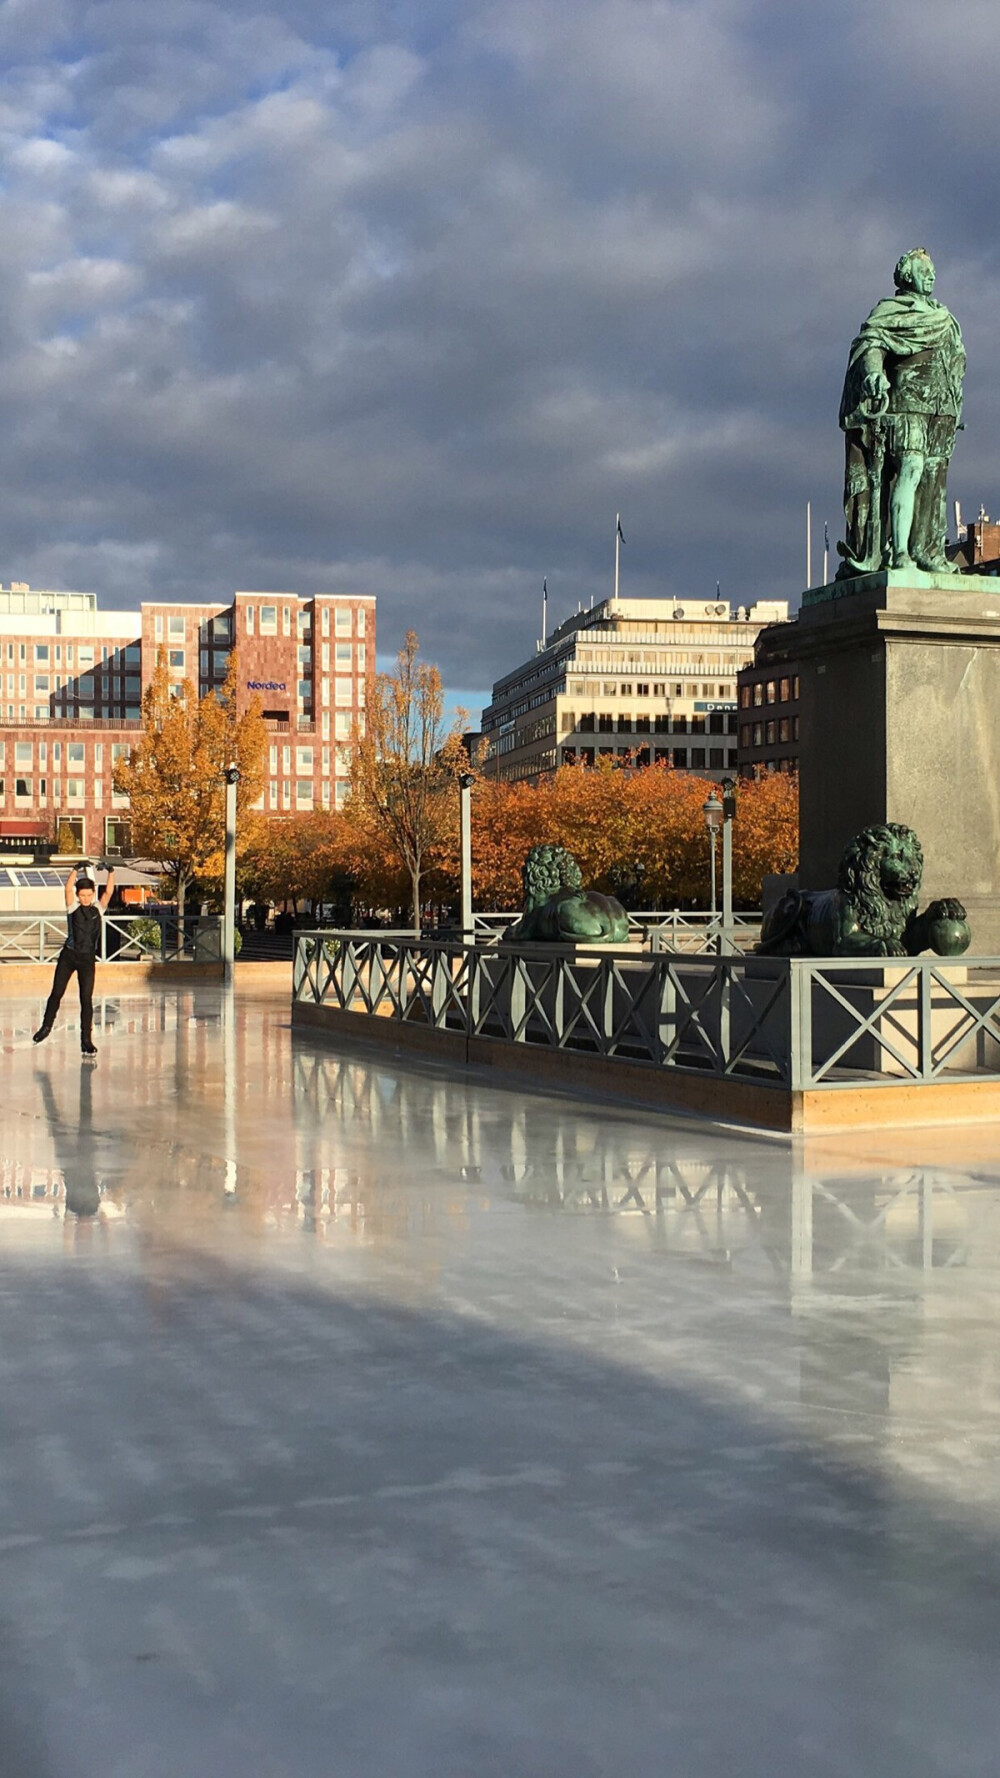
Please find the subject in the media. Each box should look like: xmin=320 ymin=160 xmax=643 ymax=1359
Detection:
xmin=291 ymin=1000 xmax=1000 ymax=1134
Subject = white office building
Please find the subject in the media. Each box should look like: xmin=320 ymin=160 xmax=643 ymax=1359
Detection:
xmin=480 ymin=595 xmax=790 ymax=783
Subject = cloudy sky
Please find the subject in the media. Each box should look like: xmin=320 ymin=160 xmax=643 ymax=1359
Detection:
xmin=1 ymin=0 xmax=999 ymax=710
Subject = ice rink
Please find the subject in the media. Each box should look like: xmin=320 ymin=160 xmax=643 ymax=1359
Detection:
xmin=1 ymin=983 xmax=999 ymax=1776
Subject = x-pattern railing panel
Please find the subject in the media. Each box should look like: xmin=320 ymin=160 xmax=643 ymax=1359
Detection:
xmin=293 ymin=935 xmax=1000 ymax=1092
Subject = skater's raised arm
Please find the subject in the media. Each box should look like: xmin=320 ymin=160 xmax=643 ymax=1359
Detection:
xmin=98 ymin=865 xmax=115 ymax=912
xmin=63 ymin=866 xmax=77 ymax=910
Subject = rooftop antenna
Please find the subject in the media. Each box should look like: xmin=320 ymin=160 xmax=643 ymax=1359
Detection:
xmin=614 ymin=513 xmax=624 ymax=602
xmin=541 ymin=577 xmax=548 ymax=648
xmin=823 ymin=520 xmax=829 ymax=586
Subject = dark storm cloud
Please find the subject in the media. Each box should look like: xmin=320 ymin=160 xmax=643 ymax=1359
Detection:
xmin=0 ymin=0 xmax=999 ymax=697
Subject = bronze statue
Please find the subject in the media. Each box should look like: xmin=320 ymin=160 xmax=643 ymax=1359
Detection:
xmin=837 ymin=249 xmax=966 ymax=579
xmin=505 ymin=845 xmax=629 ymax=944
xmin=757 ymin=823 xmax=969 ymax=958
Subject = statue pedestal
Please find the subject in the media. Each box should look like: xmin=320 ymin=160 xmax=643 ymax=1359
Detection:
xmin=791 ymin=573 xmax=1000 ymax=953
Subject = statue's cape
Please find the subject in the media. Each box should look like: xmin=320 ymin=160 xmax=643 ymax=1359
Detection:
xmin=839 ymin=292 xmax=965 ymax=429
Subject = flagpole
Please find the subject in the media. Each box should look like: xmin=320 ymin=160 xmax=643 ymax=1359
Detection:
xmin=541 ymin=577 xmax=548 ymax=647
xmin=822 ymin=521 xmax=829 ymax=587
xmin=614 ymin=513 xmax=622 ymax=602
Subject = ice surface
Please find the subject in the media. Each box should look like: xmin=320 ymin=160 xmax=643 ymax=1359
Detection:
xmin=1 ymin=984 xmax=999 ymax=1776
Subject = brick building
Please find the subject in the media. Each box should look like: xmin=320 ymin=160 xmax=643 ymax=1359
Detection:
xmin=0 ymin=584 xmax=373 ymax=856
xmin=736 ymin=612 xmax=802 ymax=777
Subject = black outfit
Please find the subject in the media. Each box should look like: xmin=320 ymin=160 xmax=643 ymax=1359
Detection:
xmin=40 ymin=904 xmax=102 ymax=1046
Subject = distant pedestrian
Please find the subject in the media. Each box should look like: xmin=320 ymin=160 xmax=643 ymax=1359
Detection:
xmin=33 ymin=862 xmax=116 ymax=1056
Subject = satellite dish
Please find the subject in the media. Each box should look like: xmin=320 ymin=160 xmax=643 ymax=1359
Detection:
xmin=715 ymin=603 xmax=727 ymax=616
xmin=673 ymin=607 xmax=685 ymax=619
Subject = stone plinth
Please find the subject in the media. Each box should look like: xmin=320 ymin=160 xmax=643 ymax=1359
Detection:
xmin=791 ymin=572 xmax=1000 ymax=953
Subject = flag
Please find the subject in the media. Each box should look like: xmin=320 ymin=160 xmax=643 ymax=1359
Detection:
xmin=824 ymin=521 xmax=829 ymax=548
xmin=543 ymin=577 xmax=548 ymax=597
xmin=616 ymin=515 xmax=625 ymax=543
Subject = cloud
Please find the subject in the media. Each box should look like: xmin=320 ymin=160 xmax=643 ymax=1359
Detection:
xmin=0 ymin=0 xmax=998 ymax=707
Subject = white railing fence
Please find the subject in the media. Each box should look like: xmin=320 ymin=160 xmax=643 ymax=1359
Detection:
xmin=0 ymin=913 xmax=223 ymax=964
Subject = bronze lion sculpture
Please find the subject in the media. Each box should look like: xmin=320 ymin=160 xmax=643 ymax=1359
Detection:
xmin=757 ymin=822 xmax=970 ymax=958
xmin=504 ymin=844 xmax=630 ymax=944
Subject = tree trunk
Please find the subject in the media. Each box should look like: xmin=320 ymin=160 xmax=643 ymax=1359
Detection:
xmin=410 ymin=864 xmax=421 ymax=936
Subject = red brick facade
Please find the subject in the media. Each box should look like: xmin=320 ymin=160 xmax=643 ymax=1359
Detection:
xmin=0 ymin=589 xmax=374 ymax=854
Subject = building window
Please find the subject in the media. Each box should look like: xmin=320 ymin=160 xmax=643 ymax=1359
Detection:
xmin=792 ymin=715 xmax=800 ymax=739
xmin=335 ymin=608 xmax=351 ymax=635
xmin=35 ymin=645 xmax=49 ymax=663
xmin=709 ymin=747 xmax=724 ymax=768
xmin=740 ymin=725 xmax=751 ymax=747
xmin=753 ymin=723 xmax=763 ymax=745
xmin=780 ymin=677 xmax=790 ymax=702
xmin=297 ymin=680 xmax=312 ymax=701
xmin=321 ymin=607 xmax=330 ymax=637
xmin=260 ymin=606 xmax=277 ymax=634
xmin=691 ymin=748 xmax=706 ymax=768
xmin=617 ymin=715 xmax=632 ymax=732
xmin=335 ymin=643 xmax=352 ymax=666
xmin=168 ymin=616 xmax=184 ymax=639
xmin=154 ymin=617 xmax=163 ymax=641
xmin=335 ymin=679 xmax=352 ymax=706
xmin=619 ymin=683 xmax=632 ymax=696
xmin=766 ymin=681 xmax=777 ymax=704
xmin=753 ymin=683 xmax=763 ymax=706
xmin=169 ymin=650 xmax=185 ymax=670
xmin=709 ymin=714 xmax=724 ymax=734
xmin=246 ymin=605 xmax=255 ymax=634
xmin=740 ymin=685 xmax=751 ymax=709
xmin=598 ymin=713 xmax=613 ymax=731
xmin=653 ymin=683 xmax=665 ymax=696
xmin=793 ymin=676 xmax=800 ymax=699
xmin=672 ymin=748 xmax=688 ymax=768
xmin=636 ymin=683 xmax=649 ymax=696
xmin=15 ymin=777 xmax=31 ymax=797
xmin=778 ymin=717 xmax=790 ymax=743
xmin=654 ymin=714 xmax=669 ymax=732
xmin=282 ymin=607 xmax=291 ymax=636
xmin=296 ymin=780 xmax=314 ymax=802
xmin=296 ymin=747 xmax=314 ymax=771
xmin=766 ymin=721 xmax=776 ymax=744
xmin=57 ymin=815 xmax=84 ymax=848
xmin=579 ymin=712 xmax=595 ymax=732
xmin=635 ymin=715 xmax=650 ymax=733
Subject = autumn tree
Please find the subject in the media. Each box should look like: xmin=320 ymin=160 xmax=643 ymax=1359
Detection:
xmin=113 ymin=650 xmax=267 ymax=926
xmin=350 ymin=630 xmax=467 ymax=930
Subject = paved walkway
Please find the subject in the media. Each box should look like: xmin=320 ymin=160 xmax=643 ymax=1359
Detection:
xmin=1 ymin=983 xmax=1000 ymax=1776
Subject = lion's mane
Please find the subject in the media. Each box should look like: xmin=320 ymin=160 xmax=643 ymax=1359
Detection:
xmin=837 ymin=822 xmax=922 ymax=944
xmin=522 ymin=843 xmax=583 ymax=910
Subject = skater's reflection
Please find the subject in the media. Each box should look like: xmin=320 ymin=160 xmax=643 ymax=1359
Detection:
xmin=35 ymin=1064 xmax=103 ymax=1221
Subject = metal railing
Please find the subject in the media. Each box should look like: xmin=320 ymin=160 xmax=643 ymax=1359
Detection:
xmin=293 ymin=933 xmax=1000 ymax=1093
xmin=0 ymin=912 xmax=223 ymax=964
xmin=468 ymin=908 xmax=760 ymax=954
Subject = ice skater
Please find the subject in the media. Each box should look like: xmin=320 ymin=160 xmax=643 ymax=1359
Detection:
xmin=33 ymin=861 xmax=115 ymax=1056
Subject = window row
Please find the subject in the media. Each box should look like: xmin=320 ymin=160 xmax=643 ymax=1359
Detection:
xmin=739 ymin=717 xmax=800 ymax=747
xmin=562 ymin=712 xmax=738 ymax=735
xmin=739 ymin=675 xmax=800 ymax=708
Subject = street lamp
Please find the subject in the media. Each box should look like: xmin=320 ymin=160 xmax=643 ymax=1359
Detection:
xmin=223 ymin=764 xmax=239 ymax=983
xmin=702 ymin=790 xmax=722 ymax=921
xmin=459 ymin=772 xmax=475 ymax=941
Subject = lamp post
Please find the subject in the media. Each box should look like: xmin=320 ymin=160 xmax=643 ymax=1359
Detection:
xmin=721 ymin=775 xmax=737 ymax=954
xmin=702 ymin=790 xmax=722 ymax=925
xmin=459 ymin=772 xmax=475 ymax=941
xmin=223 ymin=764 xmax=239 ymax=983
